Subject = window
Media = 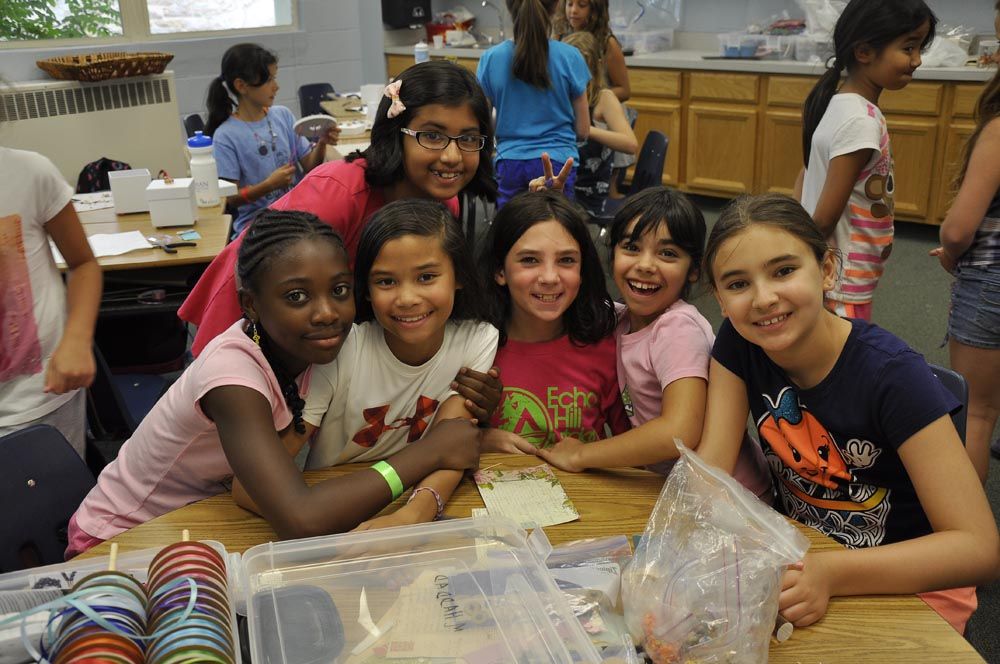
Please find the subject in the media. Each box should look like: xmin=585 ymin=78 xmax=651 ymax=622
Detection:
xmin=1 ymin=0 xmax=294 ymax=44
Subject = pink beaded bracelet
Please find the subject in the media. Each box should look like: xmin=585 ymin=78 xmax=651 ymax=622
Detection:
xmin=407 ymin=485 xmax=444 ymax=520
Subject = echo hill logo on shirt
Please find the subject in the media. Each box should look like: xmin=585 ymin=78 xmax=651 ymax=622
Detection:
xmin=497 ymin=386 xmax=601 ymax=448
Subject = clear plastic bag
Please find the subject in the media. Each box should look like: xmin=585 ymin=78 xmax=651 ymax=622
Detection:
xmin=794 ymin=0 xmax=847 ymax=41
xmin=621 ymin=443 xmax=809 ymax=664
xmin=921 ymin=24 xmax=974 ymax=68
xmin=547 ymin=536 xmax=634 ymax=653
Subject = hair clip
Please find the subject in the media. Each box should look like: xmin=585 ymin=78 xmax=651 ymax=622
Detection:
xmin=384 ymin=80 xmax=406 ymax=119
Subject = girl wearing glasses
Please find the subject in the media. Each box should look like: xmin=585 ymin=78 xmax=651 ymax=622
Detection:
xmin=182 ymin=60 xmax=497 ymax=357
xmin=477 ymin=0 xmax=591 ymax=207
xmin=206 ymin=43 xmax=340 ymax=235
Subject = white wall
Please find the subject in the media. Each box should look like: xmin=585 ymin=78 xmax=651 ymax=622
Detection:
xmin=2 ymin=0 xmax=375 ymax=121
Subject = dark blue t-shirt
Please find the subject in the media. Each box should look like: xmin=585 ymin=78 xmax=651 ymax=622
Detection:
xmin=712 ymin=318 xmax=959 ymax=549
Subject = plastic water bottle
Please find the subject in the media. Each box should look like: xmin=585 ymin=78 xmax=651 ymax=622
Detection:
xmin=187 ymin=131 xmax=220 ymax=207
xmin=414 ymin=40 xmax=429 ymax=64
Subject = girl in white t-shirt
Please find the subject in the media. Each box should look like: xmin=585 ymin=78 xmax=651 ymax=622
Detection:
xmin=68 ymin=210 xmax=488 ymax=556
xmin=536 ymin=187 xmax=771 ymax=499
xmin=0 ymin=147 xmax=102 ymax=458
xmin=795 ymin=0 xmax=936 ymax=320
xmin=295 ymin=199 xmax=533 ymax=531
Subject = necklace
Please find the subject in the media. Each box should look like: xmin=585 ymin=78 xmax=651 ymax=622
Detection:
xmin=235 ymin=107 xmax=278 ymax=156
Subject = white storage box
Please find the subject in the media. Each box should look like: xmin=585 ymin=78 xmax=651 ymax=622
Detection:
xmin=0 ymin=516 xmax=602 ymax=664
xmin=108 ymin=168 xmax=151 ymax=214
xmin=145 ymin=178 xmax=198 ymax=228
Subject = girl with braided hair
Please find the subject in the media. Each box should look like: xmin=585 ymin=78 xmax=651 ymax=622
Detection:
xmin=67 ymin=209 xmax=486 ymax=557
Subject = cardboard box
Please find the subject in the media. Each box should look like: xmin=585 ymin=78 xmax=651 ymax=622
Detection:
xmin=145 ymin=178 xmax=198 ymax=228
xmin=108 ymin=168 xmax=151 ymax=214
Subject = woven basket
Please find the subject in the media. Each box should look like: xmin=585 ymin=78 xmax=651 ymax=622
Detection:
xmin=36 ymin=52 xmax=174 ymax=82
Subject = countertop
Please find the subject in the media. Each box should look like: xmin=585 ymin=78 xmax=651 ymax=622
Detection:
xmin=385 ymin=45 xmax=994 ymax=82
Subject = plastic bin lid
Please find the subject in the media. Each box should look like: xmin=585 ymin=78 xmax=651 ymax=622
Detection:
xmin=240 ymin=515 xmax=600 ymax=664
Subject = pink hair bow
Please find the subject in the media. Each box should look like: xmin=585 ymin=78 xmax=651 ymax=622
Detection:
xmin=384 ymin=80 xmax=406 ymax=119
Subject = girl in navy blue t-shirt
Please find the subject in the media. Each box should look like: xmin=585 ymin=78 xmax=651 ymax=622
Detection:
xmin=696 ymin=193 xmax=999 ymax=635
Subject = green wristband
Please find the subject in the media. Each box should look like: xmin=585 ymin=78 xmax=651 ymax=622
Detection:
xmin=371 ymin=460 xmax=404 ymax=500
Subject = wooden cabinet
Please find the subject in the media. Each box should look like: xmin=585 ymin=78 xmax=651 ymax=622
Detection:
xmin=686 ymin=103 xmax=758 ymax=195
xmin=385 ymin=54 xmax=479 ymax=79
xmin=936 ymin=121 xmax=976 ymax=221
xmin=631 ymin=99 xmax=682 ymax=186
xmin=760 ymin=109 xmax=804 ymax=196
xmin=885 ymin=116 xmax=939 ymax=220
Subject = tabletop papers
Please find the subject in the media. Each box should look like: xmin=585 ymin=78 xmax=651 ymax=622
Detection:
xmin=474 ymin=464 xmax=579 ymax=529
xmin=51 ymin=230 xmax=152 ymax=263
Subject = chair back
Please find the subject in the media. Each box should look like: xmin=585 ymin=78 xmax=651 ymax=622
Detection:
xmin=628 ymin=130 xmax=668 ymax=194
xmin=928 ymin=363 xmax=968 ymax=444
xmin=298 ymin=83 xmax=335 ymax=117
xmin=183 ymin=113 xmax=205 ymax=138
xmin=0 ymin=425 xmax=96 ymax=572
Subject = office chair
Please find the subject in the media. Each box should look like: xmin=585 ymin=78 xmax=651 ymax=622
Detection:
xmin=590 ymin=130 xmax=669 ymax=235
xmin=0 ymin=425 xmax=96 ymax=572
xmin=298 ymin=83 xmax=335 ymax=118
xmin=928 ymin=363 xmax=968 ymax=444
xmin=184 ymin=113 xmax=205 ymax=138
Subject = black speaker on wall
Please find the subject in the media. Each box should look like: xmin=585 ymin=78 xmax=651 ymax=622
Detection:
xmin=381 ymin=0 xmax=431 ymax=29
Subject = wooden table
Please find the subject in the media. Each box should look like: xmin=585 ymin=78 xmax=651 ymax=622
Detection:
xmin=67 ymin=204 xmax=231 ymax=271
xmin=82 ymin=454 xmax=984 ymax=663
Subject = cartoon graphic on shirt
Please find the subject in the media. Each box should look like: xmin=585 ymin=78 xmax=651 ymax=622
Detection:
xmin=621 ymin=385 xmax=634 ymax=419
xmin=757 ymin=386 xmax=892 ymax=548
xmin=497 ymin=385 xmax=602 ymax=448
xmin=0 ymin=214 xmax=44 ymax=381
xmin=351 ymin=395 xmax=439 ymax=447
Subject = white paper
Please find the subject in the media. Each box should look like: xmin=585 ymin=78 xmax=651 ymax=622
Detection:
xmin=71 ymin=191 xmax=114 ymax=212
xmin=51 ymin=230 xmax=152 ymax=263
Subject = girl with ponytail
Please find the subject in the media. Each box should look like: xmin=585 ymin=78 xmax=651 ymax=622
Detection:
xmin=477 ymin=0 xmax=591 ymax=206
xmin=205 ymin=43 xmax=339 ymax=235
xmin=796 ymin=0 xmax=936 ymax=321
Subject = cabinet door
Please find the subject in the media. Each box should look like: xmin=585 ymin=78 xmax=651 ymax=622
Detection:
xmin=936 ymin=121 xmax=976 ymax=222
xmin=760 ymin=109 xmax=803 ymax=196
xmin=885 ymin=116 xmax=939 ymax=221
xmin=386 ymin=54 xmax=411 ymax=79
xmin=629 ymin=98 xmax=682 ymax=186
xmin=685 ymin=103 xmax=758 ymax=195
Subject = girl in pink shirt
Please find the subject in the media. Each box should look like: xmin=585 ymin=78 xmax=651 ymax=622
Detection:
xmin=67 ymin=210 xmax=487 ymax=557
xmin=536 ymin=187 xmax=771 ymax=498
xmin=479 ymin=190 xmax=628 ymax=450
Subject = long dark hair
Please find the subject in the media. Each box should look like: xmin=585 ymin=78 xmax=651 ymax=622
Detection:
xmin=347 ymin=61 xmax=496 ymax=201
xmin=608 ymin=186 xmax=706 ymax=301
xmin=801 ymin=0 xmax=936 ymax=166
xmin=205 ymin=43 xmax=277 ymax=136
xmin=480 ymin=190 xmax=615 ymax=346
xmin=237 ymin=209 xmax=348 ymax=433
xmin=955 ymin=0 xmax=1000 ymax=188
xmin=353 ymin=198 xmax=488 ymax=324
xmin=703 ymin=194 xmax=829 ymax=291
xmin=506 ymin=0 xmax=559 ymax=88
xmin=552 ymin=0 xmax=613 ymax=47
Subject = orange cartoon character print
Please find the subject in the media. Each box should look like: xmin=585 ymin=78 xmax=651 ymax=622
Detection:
xmin=758 ymin=387 xmax=852 ymax=490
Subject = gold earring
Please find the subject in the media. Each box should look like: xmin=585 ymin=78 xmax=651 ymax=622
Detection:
xmin=249 ymin=320 xmax=261 ymax=345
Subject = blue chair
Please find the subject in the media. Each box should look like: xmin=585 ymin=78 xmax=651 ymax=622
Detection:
xmin=298 ymin=83 xmax=335 ymax=117
xmin=590 ymin=130 xmax=669 ymax=235
xmin=0 ymin=425 xmax=96 ymax=571
xmin=928 ymin=364 xmax=968 ymax=444
xmin=183 ymin=113 xmax=205 ymax=138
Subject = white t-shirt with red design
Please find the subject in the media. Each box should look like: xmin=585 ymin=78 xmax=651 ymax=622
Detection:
xmin=303 ymin=320 xmax=498 ymax=468
xmin=802 ymin=93 xmax=895 ymax=304
xmin=0 ymin=148 xmax=75 ymax=426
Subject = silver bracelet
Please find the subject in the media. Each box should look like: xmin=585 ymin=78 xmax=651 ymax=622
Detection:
xmin=407 ymin=485 xmax=444 ymax=520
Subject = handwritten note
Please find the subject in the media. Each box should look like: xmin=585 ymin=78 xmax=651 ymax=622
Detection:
xmin=474 ymin=464 xmax=579 ymax=529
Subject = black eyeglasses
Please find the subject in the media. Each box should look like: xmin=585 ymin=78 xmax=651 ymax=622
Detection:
xmin=400 ymin=128 xmax=488 ymax=152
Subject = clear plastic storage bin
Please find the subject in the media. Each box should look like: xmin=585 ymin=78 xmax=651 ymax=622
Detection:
xmin=0 ymin=516 xmax=600 ymax=664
